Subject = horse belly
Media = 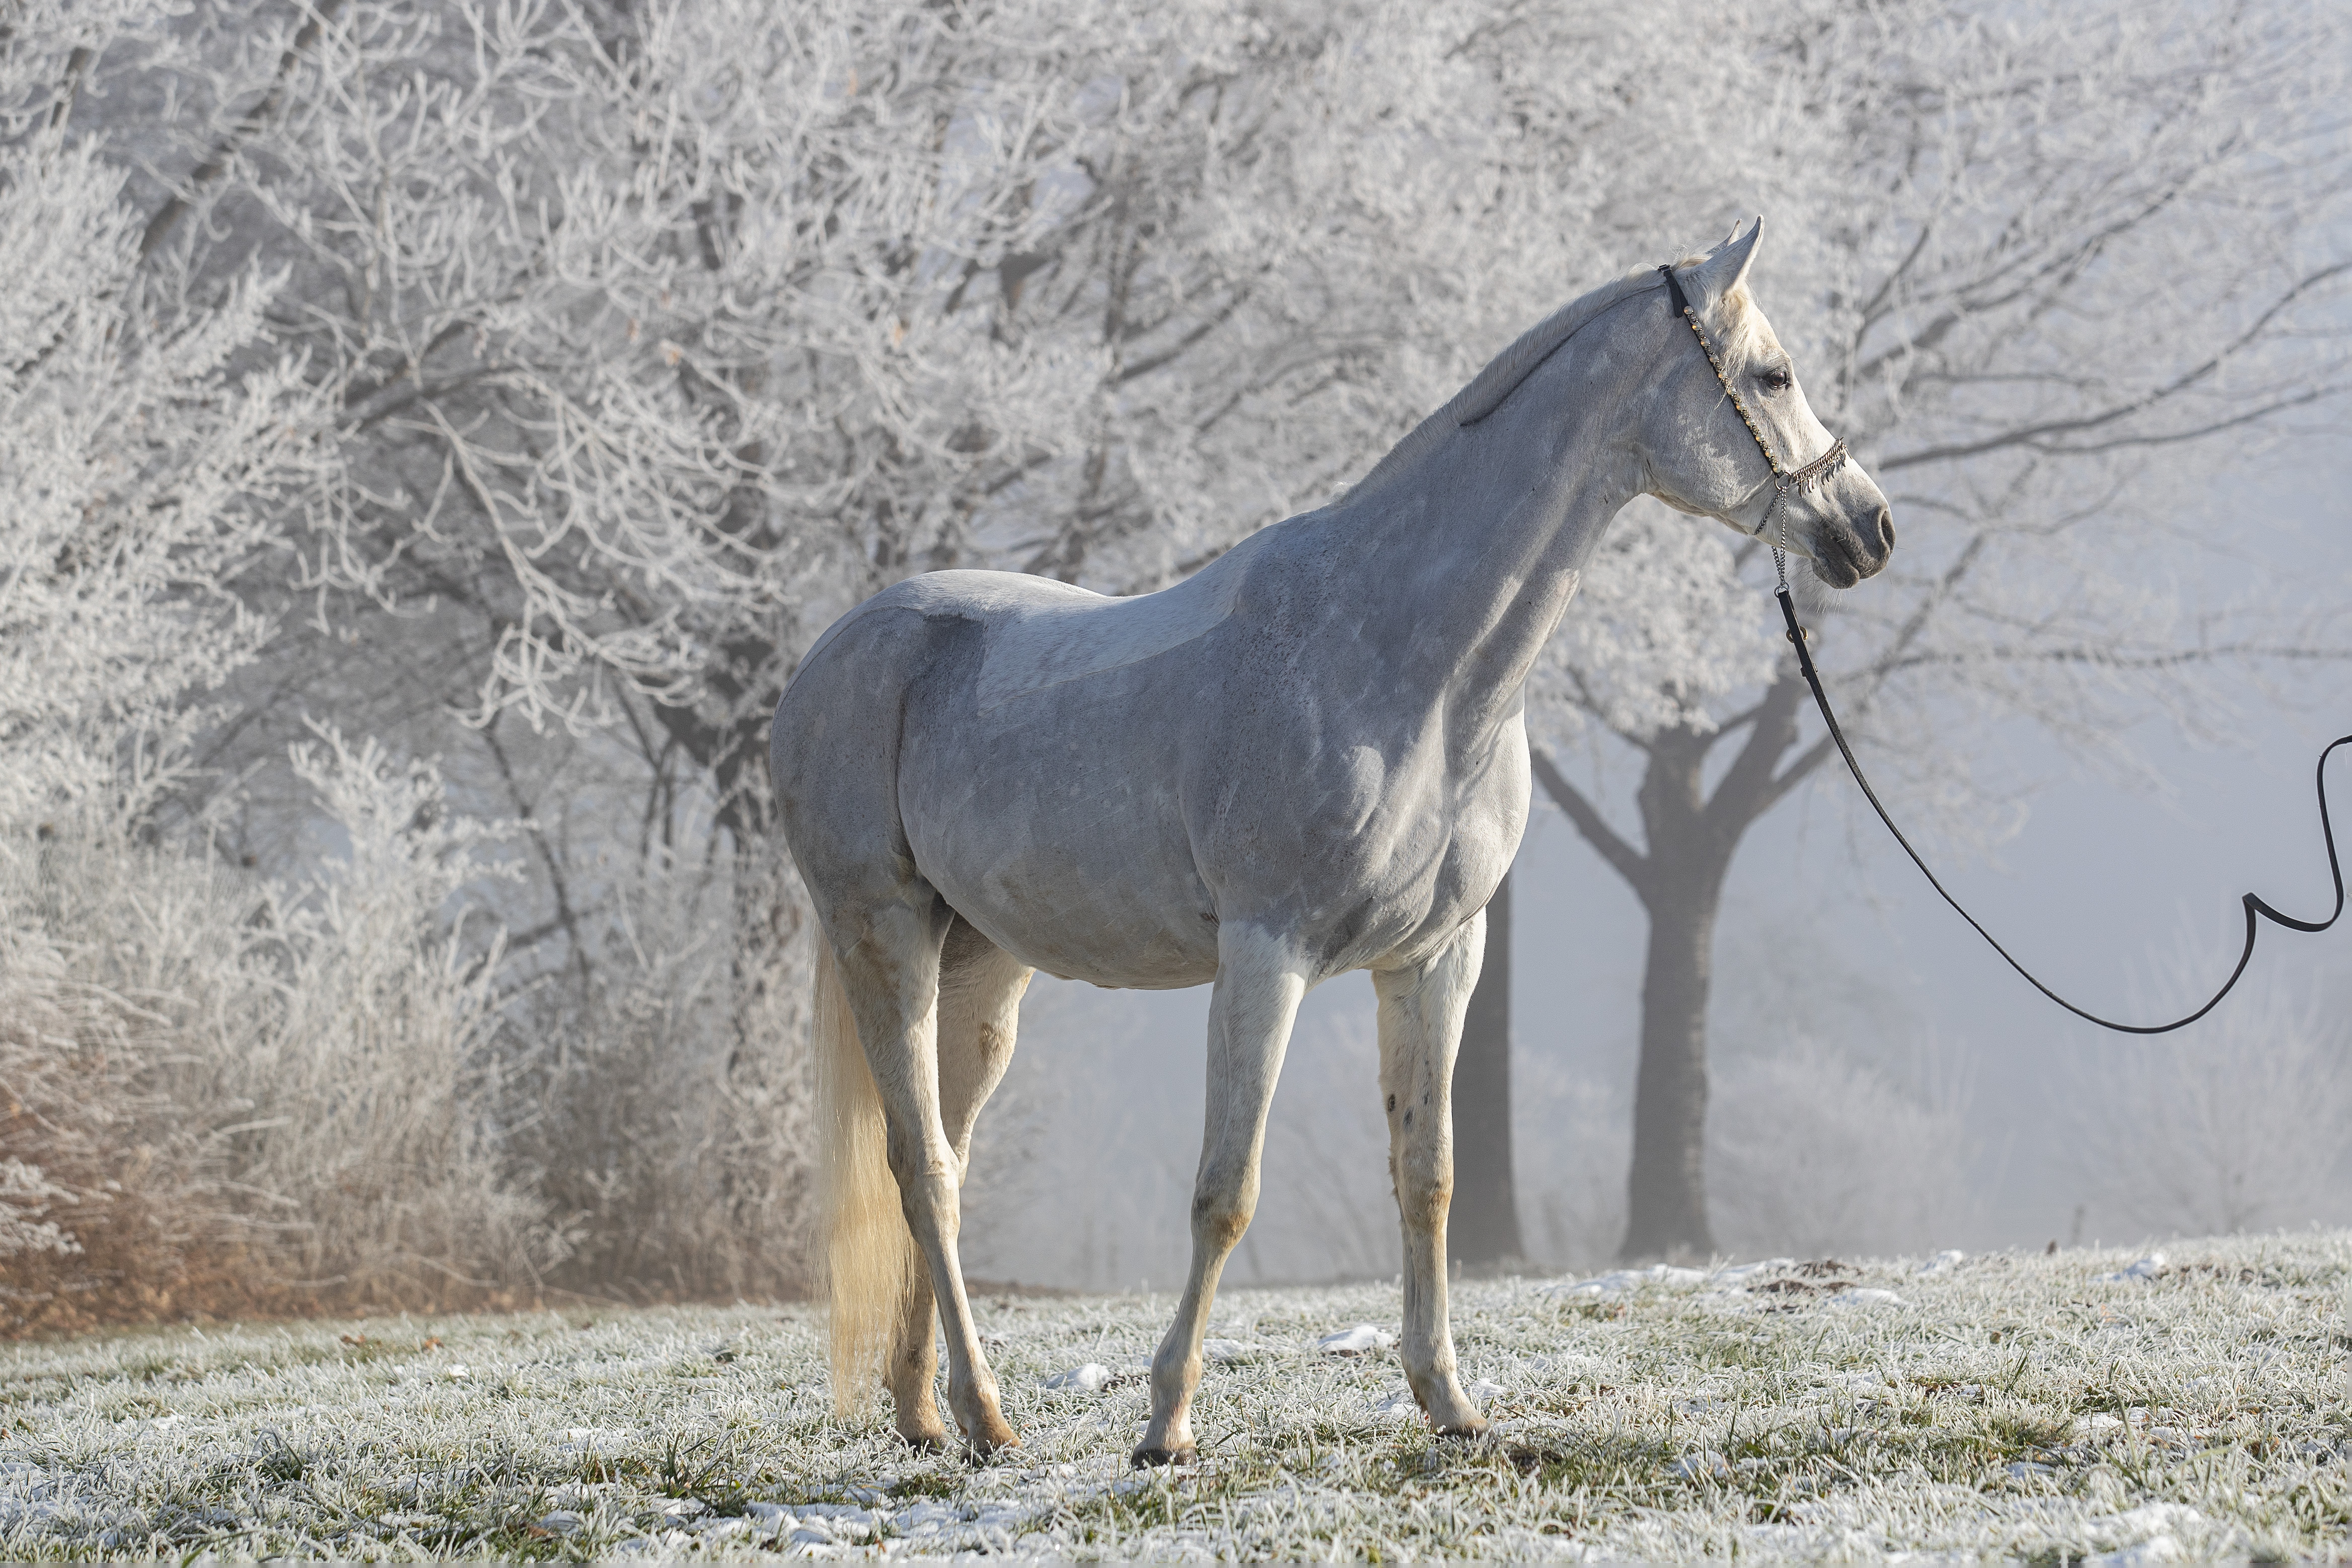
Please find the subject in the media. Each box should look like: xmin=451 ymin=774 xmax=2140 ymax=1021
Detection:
xmin=897 ymin=689 xmax=1220 ymax=990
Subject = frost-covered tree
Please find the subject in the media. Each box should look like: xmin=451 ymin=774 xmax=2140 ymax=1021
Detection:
xmin=0 ymin=0 xmax=322 ymax=1261
xmin=139 ymin=2 xmax=1464 ymax=917
xmin=1527 ymin=0 xmax=2352 ymax=1259
xmin=0 ymin=2 xmax=558 ymax=1313
xmin=0 ymin=6 xmax=326 ymax=832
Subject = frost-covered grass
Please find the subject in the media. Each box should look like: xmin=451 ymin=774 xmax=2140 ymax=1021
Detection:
xmin=5 ymin=1234 xmax=2350 ymax=1560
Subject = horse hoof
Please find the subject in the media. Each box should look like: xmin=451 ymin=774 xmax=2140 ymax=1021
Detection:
xmin=897 ymin=1429 xmax=951 ymax=1453
xmin=962 ymin=1422 xmax=1021 ymax=1459
xmin=1130 ymin=1443 xmax=1196 ymax=1468
xmin=1435 ymin=1416 xmax=1491 ymax=1441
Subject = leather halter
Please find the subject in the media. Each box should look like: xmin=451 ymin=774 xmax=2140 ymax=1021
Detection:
xmin=1657 ymin=263 xmax=1848 ymax=570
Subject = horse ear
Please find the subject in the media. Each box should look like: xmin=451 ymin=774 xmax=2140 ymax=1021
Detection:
xmin=1687 ymin=216 xmax=1763 ymax=314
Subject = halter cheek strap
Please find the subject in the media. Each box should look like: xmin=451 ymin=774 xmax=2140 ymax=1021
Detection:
xmin=1657 ymin=264 xmax=1849 ymax=582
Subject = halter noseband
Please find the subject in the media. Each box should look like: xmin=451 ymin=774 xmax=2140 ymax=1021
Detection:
xmin=1657 ymin=263 xmax=1848 ymax=582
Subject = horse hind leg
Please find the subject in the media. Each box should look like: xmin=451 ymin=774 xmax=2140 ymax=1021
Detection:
xmin=832 ymin=890 xmax=1023 ymax=1454
xmin=879 ymin=915 xmax=1031 ymax=1448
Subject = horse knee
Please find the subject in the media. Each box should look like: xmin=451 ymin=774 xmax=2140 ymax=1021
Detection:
xmin=1393 ymin=1162 xmax=1452 ymax=1231
xmin=1190 ymin=1183 xmax=1255 ymax=1252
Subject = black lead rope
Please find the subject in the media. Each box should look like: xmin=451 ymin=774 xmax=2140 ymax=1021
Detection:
xmin=1778 ymin=587 xmax=2350 ymax=1033
xmin=1660 ymin=261 xmax=2350 ymax=1033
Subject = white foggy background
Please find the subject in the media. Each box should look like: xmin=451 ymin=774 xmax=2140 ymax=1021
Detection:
xmin=963 ymin=454 xmax=2352 ymax=1291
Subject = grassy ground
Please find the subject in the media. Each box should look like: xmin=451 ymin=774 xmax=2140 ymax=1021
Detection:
xmin=3 ymin=1233 xmax=2348 ymax=1560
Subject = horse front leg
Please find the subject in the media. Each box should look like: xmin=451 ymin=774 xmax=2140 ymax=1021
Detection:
xmin=837 ymin=898 xmax=1018 ymax=1455
xmin=1133 ymin=925 xmax=1307 ymax=1467
xmin=1372 ymin=913 xmax=1489 ymax=1436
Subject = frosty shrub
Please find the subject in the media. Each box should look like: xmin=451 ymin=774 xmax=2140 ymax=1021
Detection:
xmin=0 ymin=730 xmax=565 ymax=1326
xmin=1 ymin=812 xmax=270 ymax=1323
xmin=0 ymin=1161 xmax=78 ymax=1261
xmin=211 ymin=728 xmax=552 ymax=1304
xmin=507 ymin=827 xmax=821 ymax=1303
xmin=1710 ymin=1039 xmax=1975 ymax=1259
xmin=3 ymin=737 xmax=820 ymax=1326
xmin=2070 ymin=976 xmax=2352 ymax=1238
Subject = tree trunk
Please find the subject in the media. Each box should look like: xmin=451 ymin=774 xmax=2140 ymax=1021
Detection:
xmin=1449 ymin=868 xmax=1525 ymax=1266
xmin=1589 ymin=684 xmax=1808 ymax=1264
xmin=1620 ymin=878 xmax=1720 ymax=1260
xmin=1615 ymin=727 xmax=1733 ymax=1261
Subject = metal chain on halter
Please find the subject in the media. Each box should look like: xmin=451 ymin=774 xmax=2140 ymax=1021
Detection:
xmin=1652 ymin=259 xmax=2349 ymax=1036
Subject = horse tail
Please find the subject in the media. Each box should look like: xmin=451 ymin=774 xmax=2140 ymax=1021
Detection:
xmin=814 ymin=937 xmax=922 ymax=1415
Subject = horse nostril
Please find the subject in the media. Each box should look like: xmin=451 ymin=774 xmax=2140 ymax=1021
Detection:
xmin=1875 ymin=506 xmax=1895 ymax=552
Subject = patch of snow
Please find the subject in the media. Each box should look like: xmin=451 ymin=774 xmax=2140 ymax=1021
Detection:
xmin=1314 ymin=1324 xmax=1394 ymax=1355
xmin=1044 ymin=1362 xmax=1112 ymax=1392
xmin=1201 ymin=1337 xmax=1254 ymax=1364
xmin=2095 ymin=1253 xmax=2167 ymax=1283
xmin=1465 ymin=1377 xmax=1507 ymax=1402
xmin=1368 ymin=1386 xmax=1420 ymax=1421
xmin=1827 ymin=1288 xmax=1908 ymax=1308
xmin=1918 ymin=1249 xmax=1966 ymax=1274
xmin=536 ymin=1509 xmax=584 ymax=1534
xmin=1544 ymin=1258 xmax=1817 ymax=1297
xmin=1540 ymin=1264 xmax=1709 ymax=1297
xmin=2088 ymin=1501 xmax=2206 ymax=1565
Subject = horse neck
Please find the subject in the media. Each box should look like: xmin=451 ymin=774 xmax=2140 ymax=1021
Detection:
xmin=1338 ymin=334 xmax=1650 ymax=740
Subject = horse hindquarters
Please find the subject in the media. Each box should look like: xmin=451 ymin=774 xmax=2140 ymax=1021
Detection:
xmin=780 ymin=610 xmax=1020 ymax=1451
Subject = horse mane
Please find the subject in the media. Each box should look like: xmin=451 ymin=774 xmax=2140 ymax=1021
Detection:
xmin=1345 ymin=264 xmax=1678 ymax=505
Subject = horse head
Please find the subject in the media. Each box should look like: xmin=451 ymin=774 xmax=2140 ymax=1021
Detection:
xmin=1641 ymin=218 xmax=1893 ymax=588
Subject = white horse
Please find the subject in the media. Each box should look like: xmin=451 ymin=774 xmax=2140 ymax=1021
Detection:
xmin=771 ymin=219 xmax=1891 ymax=1464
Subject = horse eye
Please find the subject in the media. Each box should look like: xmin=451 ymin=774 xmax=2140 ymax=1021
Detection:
xmin=1759 ymin=366 xmax=1793 ymax=393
